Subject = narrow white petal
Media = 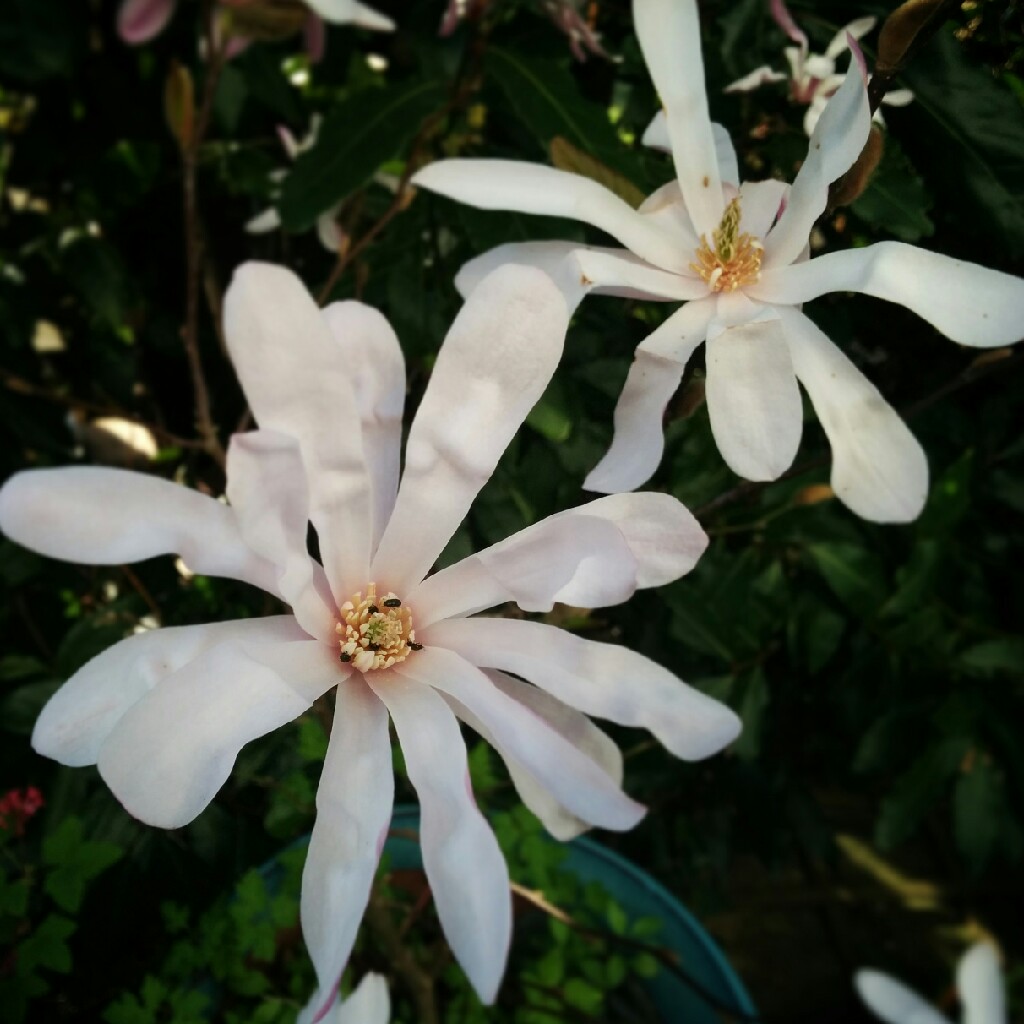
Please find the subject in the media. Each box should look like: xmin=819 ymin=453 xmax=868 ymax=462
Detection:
xmin=723 ymin=66 xmax=789 ymax=94
xmin=0 ymin=467 xmax=278 ymax=594
xmin=854 ymin=970 xmax=951 ymax=1024
xmin=98 ymin=637 xmax=341 ymax=828
xmin=738 ymin=179 xmax=788 ymax=240
xmin=410 ymin=491 xmax=706 ymax=626
xmin=336 ymin=973 xmax=390 ymax=1024
xmin=400 ymin=647 xmax=644 ymax=832
xmin=882 ymin=88 xmax=915 ymax=107
xmin=825 ymin=16 xmax=876 ymax=60
xmin=632 ymin=0 xmax=724 ymax=236
xmin=957 ymin=943 xmax=1006 ymax=1024
xmin=302 ymin=0 xmax=394 ymax=30
xmin=316 ymin=213 xmax=344 ymax=254
xmin=224 ymin=262 xmax=373 ymax=599
xmin=298 ymin=679 xmax=393 ymax=1024
xmin=412 ymin=160 xmax=687 ymax=272
xmin=584 ymin=299 xmax=715 ymax=493
xmin=372 ymin=265 xmax=569 ymax=591
xmin=32 ymin=617 xmax=305 ymax=768
xmin=780 ymin=307 xmax=928 ymax=522
xmin=245 ymin=207 xmax=282 ymax=234
xmin=321 ymin=301 xmax=406 ymax=553
xmin=753 ymin=242 xmax=1024 ymax=347
xmin=764 ymin=64 xmax=871 ymax=269
xmin=420 ymin=618 xmax=741 ymax=761
xmin=367 ymin=671 xmax=511 ymax=1004
xmin=705 ymin=315 xmax=803 ymax=481
xmin=227 ymin=431 xmax=336 ymax=640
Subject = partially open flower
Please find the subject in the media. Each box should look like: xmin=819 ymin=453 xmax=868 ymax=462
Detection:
xmin=0 ymin=262 xmax=739 ymax=1022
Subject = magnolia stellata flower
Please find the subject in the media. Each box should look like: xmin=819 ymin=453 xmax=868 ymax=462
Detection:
xmin=0 ymin=262 xmax=739 ymax=1022
xmin=724 ymin=0 xmax=912 ymax=136
xmin=411 ymin=0 xmax=1024 ymax=523
xmin=856 ymin=941 xmax=1006 ymax=1024
xmin=116 ymin=0 xmax=393 ymax=49
xmin=333 ymin=973 xmax=389 ymax=1024
xmin=246 ymin=118 xmax=346 ymax=253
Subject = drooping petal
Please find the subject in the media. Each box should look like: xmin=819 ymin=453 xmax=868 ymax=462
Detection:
xmin=399 ymin=647 xmax=644 ymax=832
xmin=632 ymin=0 xmax=724 ymax=236
xmin=753 ymin=242 xmax=1024 ymax=348
xmin=224 ymin=262 xmax=373 ymax=600
xmin=226 ymin=432 xmax=336 ymax=640
xmin=763 ymin=64 xmax=871 ymax=269
xmin=410 ymin=491 xmax=707 ymax=626
xmin=420 ymin=618 xmax=741 ymax=761
xmin=316 ymin=212 xmax=344 ymax=254
xmin=302 ymin=0 xmax=395 ymax=30
xmin=32 ymin=617 xmax=307 ymax=768
xmin=723 ymin=66 xmax=789 ymax=93
xmin=98 ymin=636 xmax=341 ymax=828
xmin=117 ymin=0 xmax=176 ymax=43
xmin=882 ymin=88 xmax=915 ymax=108
xmin=371 ymin=266 xmax=569 ymax=592
xmin=642 ymin=118 xmax=740 ymax=192
xmin=780 ymin=307 xmax=928 ymax=522
xmin=367 ymin=671 xmax=511 ymax=1004
xmin=854 ymin=970 xmax=951 ymax=1024
xmin=456 ymin=241 xmax=705 ymax=308
xmin=245 ymin=207 xmax=282 ymax=234
xmin=0 ymin=467 xmax=278 ymax=594
xmin=957 ymin=943 xmax=1006 ymax=1024
xmin=769 ymin=0 xmax=808 ymax=49
xmin=298 ymin=678 xmax=393 ymax=1024
xmin=321 ymin=301 xmax=406 ymax=553
xmin=412 ymin=160 xmax=688 ymax=273
xmin=705 ymin=315 xmax=803 ymax=481
xmin=825 ymin=16 xmax=876 ymax=60
xmin=336 ymin=974 xmax=390 ymax=1024
xmin=584 ymin=298 xmax=716 ymax=493
xmin=738 ymin=179 xmax=788 ymax=239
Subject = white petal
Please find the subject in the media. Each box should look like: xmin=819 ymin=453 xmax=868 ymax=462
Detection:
xmin=753 ymin=242 xmax=1024 ymax=347
xmin=336 ymin=974 xmax=390 ymax=1024
xmin=412 ymin=160 xmax=688 ymax=273
xmin=98 ymin=636 xmax=340 ymax=828
xmin=224 ymin=262 xmax=373 ymax=599
xmin=302 ymin=0 xmax=394 ymax=30
xmin=321 ymin=301 xmax=406 ymax=553
xmin=410 ymin=514 xmax=638 ymax=626
xmin=32 ymin=617 xmax=306 ymax=768
xmin=420 ymin=618 xmax=741 ymax=761
xmin=316 ymin=213 xmax=343 ymax=253
xmin=632 ymin=0 xmax=724 ymax=236
xmin=584 ymin=299 xmax=715 ymax=493
xmin=411 ymin=491 xmax=706 ymax=626
xmin=371 ymin=265 xmax=569 ymax=591
xmin=724 ymin=66 xmax=788 ymax=94
xmin=0 ymin=467 xmax=278 ymax=594
xmin=957 ymin=943 xmax=1006 ymax=1024
xmin=764 ymin=64 xmax=871 ymax=269
xmin=825 ymin=16 xmax=876 ymax=60
xmin=854 ymin=970 xmax=951 ymax=1024
xmin=882 ymin=88 xmax=915 ymax=108
xmin=227 ymin=431 xmax=336 ymax=640
xmin=245 ymin=207 xmax=281 ymax=234
xmin=298 ymin=678 xmax=393 ymax=1024
xmin=367 ymin=671 xmax=511 ymax=1004
xmin=705 ymin=315 xmax=803 ymax=481
xmin=780 ymin=307 xmax=928 ymax=522
xmin=738 ymin=179 xmax=788 ymax=239
xmin=399 ymin=647 xmax=644 ymax=832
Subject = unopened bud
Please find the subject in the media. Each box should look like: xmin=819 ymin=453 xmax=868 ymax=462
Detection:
xmin=877 ymin=0 xmax=943 ymax=73
xmin=164 ymin=62 xmax=195 ymax=152
xmin=224 ymin=0 xmax=308 ymax=42
xmin=831 ymin=124 xmax=884 ymax=209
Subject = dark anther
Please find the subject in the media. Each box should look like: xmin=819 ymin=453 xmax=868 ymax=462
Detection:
xmin=367 ymin=642 xmax=381 ymax=652
xmin=340 ymin=652 xmax=352 ymax=663
xmin=408 ymin=642 xmax=423 ymax=651
xmin=383 ymin=598 xmax=401 ymax=608
xmin=368 ymin=605 xmax=379 ymax=614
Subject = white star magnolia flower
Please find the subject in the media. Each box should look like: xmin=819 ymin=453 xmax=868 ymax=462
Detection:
xmin=0 ymin=262 xmax=740 ymax=1023
xmin=856 ymin=941 xmax=1006 ymax=1024
xmin=411 ymin=0 xmax=1024 ymax=524
xmin=334 ymin=973 xmax=389 ymax=1024
xmin=724 ymin=0 xmax=913 ymax=136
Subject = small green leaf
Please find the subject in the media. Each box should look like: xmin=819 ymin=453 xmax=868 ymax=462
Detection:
xmin=953 ymin=758 xmax=1002 ymax=873
xmin=806 ymin=542 xmax=887 ymax=619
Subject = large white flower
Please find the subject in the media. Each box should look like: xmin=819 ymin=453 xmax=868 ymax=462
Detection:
xmin=411 ymin=0 xmax=1024 ymax=523
xmin=856 ymin=941 xmax=1006 ymax=1024
xmin=724 ymin=0 xmax=913 ymax=136
xmin=0 ymin=262 xmax=739 ymax=1022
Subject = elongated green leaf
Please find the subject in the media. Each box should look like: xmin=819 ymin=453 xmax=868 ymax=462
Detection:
xmin=279 ymin=81 xmax=443 ymax=231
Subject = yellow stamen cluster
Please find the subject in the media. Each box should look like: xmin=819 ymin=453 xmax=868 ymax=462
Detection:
xmin=336 ymin=583 xmax=418 ymax=672
xmin=689 ymin=198 xmax=764 ymax=293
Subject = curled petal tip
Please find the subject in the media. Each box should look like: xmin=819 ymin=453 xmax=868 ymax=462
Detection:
xmin=847 ymin=35 xmax=869 ymax=82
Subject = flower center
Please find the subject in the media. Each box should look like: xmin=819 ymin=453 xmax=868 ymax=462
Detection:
xmin=690 ymin=198 xmax=764 ymax=293
xmin=336 ymin=583 xmax=420 ymax=672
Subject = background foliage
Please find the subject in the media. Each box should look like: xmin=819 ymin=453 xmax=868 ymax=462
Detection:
xmin=1 ymin=0 xmax=1022 ymax=1020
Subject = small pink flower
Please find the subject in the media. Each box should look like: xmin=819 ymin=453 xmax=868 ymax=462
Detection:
xmin=0 ymin=787 xmax=44 ymax=836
